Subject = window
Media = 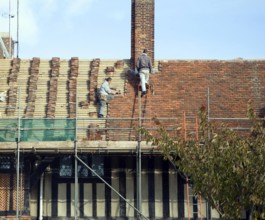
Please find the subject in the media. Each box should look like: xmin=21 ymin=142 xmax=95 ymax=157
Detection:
xmin=0 ymin=156 xmax=16 ymax=171
xmin=91 ymin=156 xmax=104 ymax=177
xmin=59 ymin=155 xmax=104 ymax=178
xmin=59 ymin=155 xmax=72 ymax=177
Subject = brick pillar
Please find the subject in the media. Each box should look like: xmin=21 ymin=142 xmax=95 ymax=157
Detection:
xmin=131 ymin=0 xmax=154 ymax=68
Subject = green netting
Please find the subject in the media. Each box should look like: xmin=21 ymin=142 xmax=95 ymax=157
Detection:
xmin=0 ymin=119 xmax=76 ymax=142
xmin=0 ymin=119 xmax=18 ymax=142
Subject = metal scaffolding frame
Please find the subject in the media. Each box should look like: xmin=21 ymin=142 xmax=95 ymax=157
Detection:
xmin=0 ymin=87 xmax=255 ymax=220
xmin=0 ymin=35 xmax=10 ymax=58
xmin=0 ymin=0 xmax=15 ymax=59
xmin=0 ymin=88 xmax=175 ymax=220
xmin=16 ymin=87 xmax=21 ymax=219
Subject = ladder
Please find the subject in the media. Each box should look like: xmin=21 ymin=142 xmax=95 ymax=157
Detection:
xmin=186 ymin=177 xmax=205 ymax=220
xmin=184 ymin=113 xmax=204 ymax=220
xmin=138 ymin=82 xmax=153 ymax=120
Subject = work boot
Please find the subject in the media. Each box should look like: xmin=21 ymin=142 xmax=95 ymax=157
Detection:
xmin=141 ymin=91 xmax=147 ymax=97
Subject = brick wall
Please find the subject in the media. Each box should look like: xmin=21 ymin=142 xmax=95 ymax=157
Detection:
xmin=108 ymin=60 xmax=265 ymax=140
xmin=131 ymin=0 xmax=154 ymax=68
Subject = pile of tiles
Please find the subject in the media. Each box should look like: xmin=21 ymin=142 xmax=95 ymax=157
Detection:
xmin=6 ymin=58 xmax=20 ymax=116
xmin=25 ymin=57 xmax=40 ymax=117
xmin=88 ymin=58 xmax=100 ymax=103
xmin=115 ymin=60 xmax=124 ymax=69
xmin=68 ymin=57 xmax=79 ymax=118
xmin=105 ymin=66 xmax=115 ymax=76
xmin=46 ymin=57 xmax=60 ymax=118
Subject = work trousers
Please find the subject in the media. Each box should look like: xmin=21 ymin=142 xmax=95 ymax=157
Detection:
xmin=139 ymin=69 xmax=149 ymax=92
xmin=99 ymin=94 xmax=114 ymax=116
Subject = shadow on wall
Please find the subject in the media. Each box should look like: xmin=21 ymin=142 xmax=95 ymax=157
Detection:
xmin=127 ymin=69 xmax=141 ymax=95
xmin=259 ymin=107 xmax=265 ymax=127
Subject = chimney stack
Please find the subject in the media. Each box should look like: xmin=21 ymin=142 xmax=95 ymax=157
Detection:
xmin=131 ymin=0 xmax=154 ymax=68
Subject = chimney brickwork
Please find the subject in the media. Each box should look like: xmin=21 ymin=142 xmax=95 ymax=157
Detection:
xmin=131 ymin=0 xmax=155 ymax=68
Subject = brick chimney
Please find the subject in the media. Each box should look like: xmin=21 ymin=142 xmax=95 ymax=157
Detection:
xmin=131 ymin=0 xmax=154 ymax=68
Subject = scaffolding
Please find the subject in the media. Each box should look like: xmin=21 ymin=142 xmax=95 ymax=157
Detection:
xmin=1 ymin=88 xmax=171 ymax=220
xmin=0 ymin=35 xmax=10 ymax=58
xmin=0 ymin=87 xmax=256 ymax=220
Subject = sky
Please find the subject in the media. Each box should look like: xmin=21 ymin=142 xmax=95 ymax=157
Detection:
xmin=0 ymin=0 xmax=265 ymax=60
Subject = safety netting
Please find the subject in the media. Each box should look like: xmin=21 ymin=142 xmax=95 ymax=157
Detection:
xmin=0 ymin=119 xmax=76 ymax=142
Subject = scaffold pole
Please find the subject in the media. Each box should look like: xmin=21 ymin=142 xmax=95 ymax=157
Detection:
xmin=206 ymin=87 xmax=210 ymax=220
xmin=16 ymin=87 xmax=21 ymax=220
xmin=74 ymin=88 xmax=78 ymax=220
xmin=137 ymin=87 xmax=142 ymax=219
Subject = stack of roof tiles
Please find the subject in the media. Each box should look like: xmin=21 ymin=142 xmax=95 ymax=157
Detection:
xmin=6 ymin=58 xmax=20 ymax=116
xmin=87 ymin=123 xmax=104 ymax=140
xmin=115 ymin=60 xmax=124 ymax=69
xmin=68 ymin=57 xmax=79 ymax=118
xmin=46 ymin=57 xmax=60 ymax=118
xmin=25 ymin=57 xmax=40 ymax=117
xmin=88 ymin=58 xmax=100 ymax=103
xmin=105 ymin=66 xmax=114 ymax=76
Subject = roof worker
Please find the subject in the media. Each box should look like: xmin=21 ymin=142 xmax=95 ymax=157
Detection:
xmin=136 ymin=49 xmax=153 ymax=97
xmin=98 ymin=77 xmax=116 ymax=118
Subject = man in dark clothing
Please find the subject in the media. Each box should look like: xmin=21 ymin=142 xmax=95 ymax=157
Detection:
xmin=136 ymin=49 xmax=153 ymax=97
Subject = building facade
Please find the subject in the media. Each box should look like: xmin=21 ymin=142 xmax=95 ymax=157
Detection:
xmin=0 ymin=32 xmax=14 ymax=59
xmin=0 ymin=0 xmax=265 ymax=219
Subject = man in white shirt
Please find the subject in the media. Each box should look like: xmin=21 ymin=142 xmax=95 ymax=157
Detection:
xmin=98 ymin=77 xmax=115 ymax=118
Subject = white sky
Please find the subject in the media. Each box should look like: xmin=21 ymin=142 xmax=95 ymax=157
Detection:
xmin=0 ymin=0 xmax=265 ymax=60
